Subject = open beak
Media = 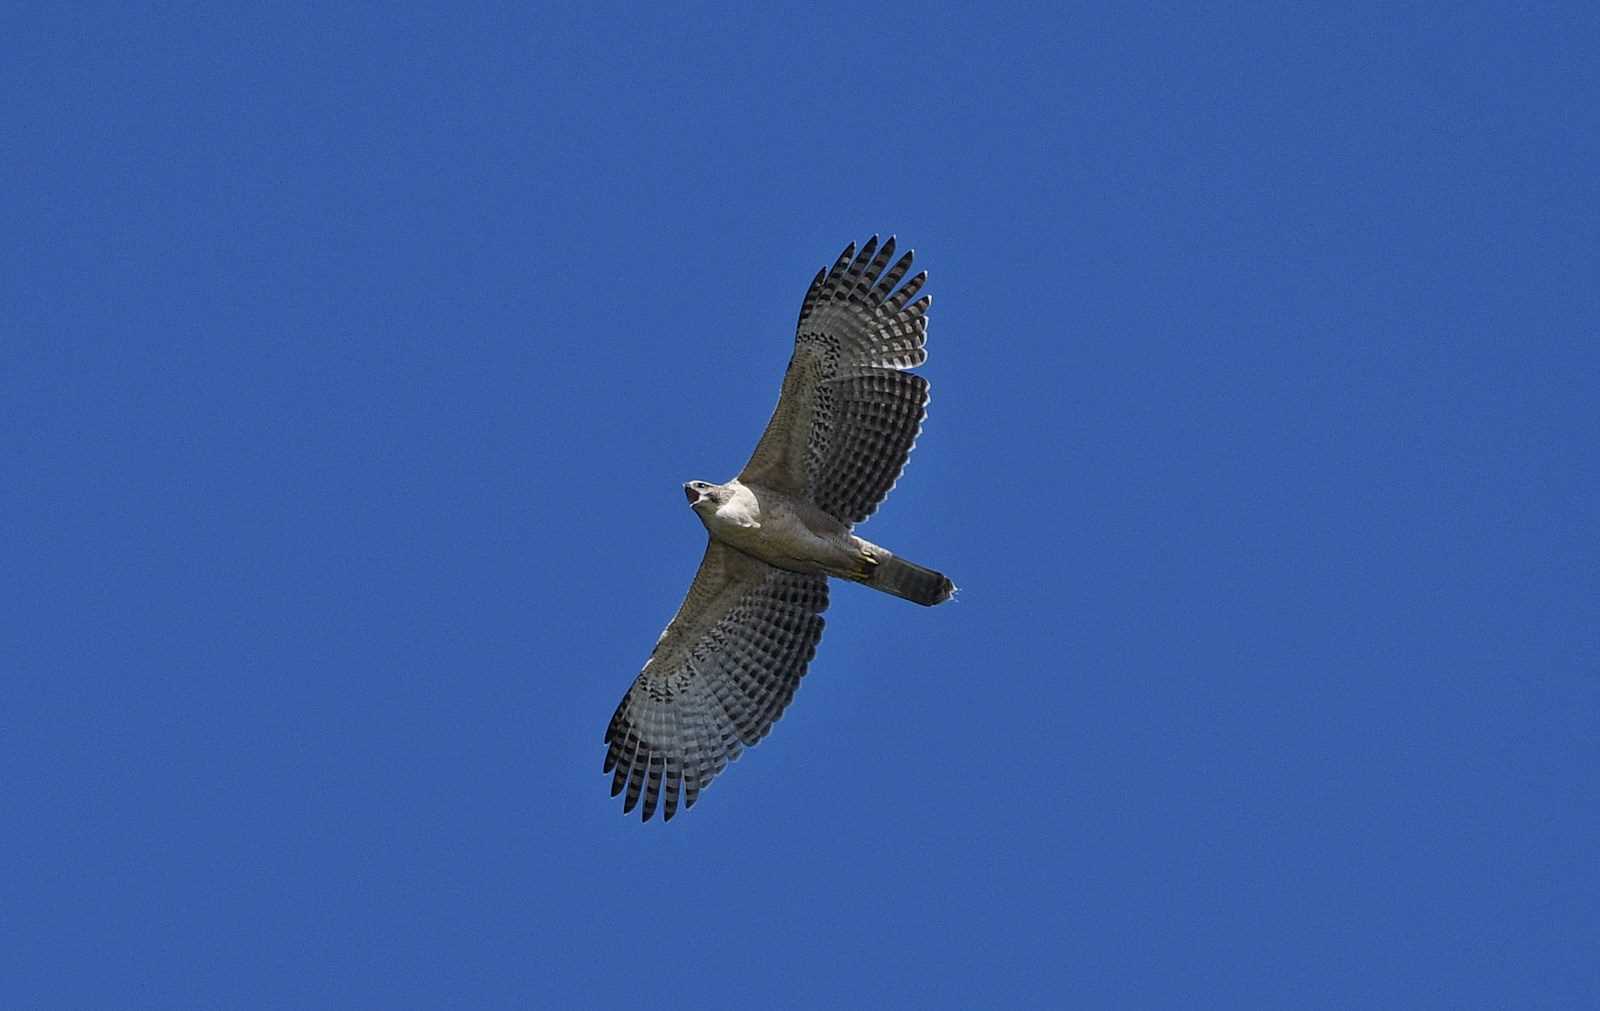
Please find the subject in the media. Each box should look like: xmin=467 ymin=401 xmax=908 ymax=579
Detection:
xmin=683 ymin=483 xmax=698 ymax=505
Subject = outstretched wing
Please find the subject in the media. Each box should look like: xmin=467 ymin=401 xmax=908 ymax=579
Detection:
xmin=603 ymin=540 xmax=828 ymax=821
xmin=739 ymin=236 xmax=933 ymax=525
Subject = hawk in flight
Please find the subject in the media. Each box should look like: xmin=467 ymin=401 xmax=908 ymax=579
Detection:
xmin=604 ymin=236 xmax=954 ymax=821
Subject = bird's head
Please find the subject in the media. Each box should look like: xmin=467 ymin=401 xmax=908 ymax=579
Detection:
xmin=683 ymin=480 xmax=724 ymax=511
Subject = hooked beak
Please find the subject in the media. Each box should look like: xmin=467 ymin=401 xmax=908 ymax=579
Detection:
xmin=683 ymin=483 xmax=698 ymax=505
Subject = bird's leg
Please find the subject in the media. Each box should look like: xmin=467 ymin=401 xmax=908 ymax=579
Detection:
xmin=849 ymin=538 xmax=885 ymax=580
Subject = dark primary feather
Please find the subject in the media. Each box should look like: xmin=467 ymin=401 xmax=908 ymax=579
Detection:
xmin=742 ymin=236 xmax=935 ymax=524
xmin=792 ymin=236 xmax=933 ymax=523
xmin=603 ymin=544 xmax=828 ymax=821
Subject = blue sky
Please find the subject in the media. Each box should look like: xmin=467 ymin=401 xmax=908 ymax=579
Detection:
xmin=5 ymin=4 xmax=1596 ymax=1007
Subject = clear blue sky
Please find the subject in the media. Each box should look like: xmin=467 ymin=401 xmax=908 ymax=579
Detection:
xmin=5 ymin=4 xmax=1596 ymax=1007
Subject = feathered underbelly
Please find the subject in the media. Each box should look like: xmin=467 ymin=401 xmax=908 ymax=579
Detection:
xmin=708 ymin=499 xmax=853 ymax=576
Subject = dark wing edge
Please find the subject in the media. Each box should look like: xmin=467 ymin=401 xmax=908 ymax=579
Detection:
xmin=741 ymin=236 xmax=934 ymax=524
xmin=603 ymin=541 xmax=829 ymax=822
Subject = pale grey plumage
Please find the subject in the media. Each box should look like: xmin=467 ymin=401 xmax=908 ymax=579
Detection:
xmin=604 ymin=237 xmax=950 ymax=821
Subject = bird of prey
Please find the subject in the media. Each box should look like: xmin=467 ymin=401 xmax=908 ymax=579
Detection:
xmin=603 ymin=236 xmax=954 ymax=821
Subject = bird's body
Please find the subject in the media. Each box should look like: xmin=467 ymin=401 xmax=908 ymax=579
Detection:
xmin=605 ymin=236 xmax=954 ymax=821
xmin=689 ymin=479 xmax=858 ymax=579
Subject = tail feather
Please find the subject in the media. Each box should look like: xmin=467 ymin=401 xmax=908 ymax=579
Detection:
xmin=863 ymin=552 xmax=955 ymax=606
